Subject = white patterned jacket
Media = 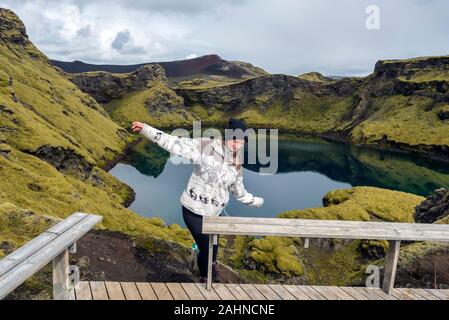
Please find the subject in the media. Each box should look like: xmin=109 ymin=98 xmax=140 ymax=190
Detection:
xmin=139 ymin=123 xmax=264 ymax=217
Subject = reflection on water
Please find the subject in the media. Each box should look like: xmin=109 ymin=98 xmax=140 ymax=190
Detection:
xmin=110 ymin=137 xmax=449 ymax=227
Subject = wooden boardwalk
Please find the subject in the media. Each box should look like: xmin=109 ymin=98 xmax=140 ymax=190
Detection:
xmin=74 ymin=282 xmax=449 ymax=300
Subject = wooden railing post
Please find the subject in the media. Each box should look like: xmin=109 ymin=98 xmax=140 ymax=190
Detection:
xmin=53 ymin=242 xmax=78 ymax=300
xmin=382 ymin=240 xmax=401 ymax=295
xmin=53 ymin=248 xmax=71 ymax=300
xmin=206 ymin=234 xmax=217 ymax=290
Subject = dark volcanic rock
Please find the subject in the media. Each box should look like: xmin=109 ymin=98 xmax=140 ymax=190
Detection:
xmin=144 ymin=87 xmax=183 ymax=112
xmin=176 ymin=74 xmax=362 ymax=113
xmin=70 ymin=64 xmax=167 ymax=103
xmin=0 ymin=8 xmax=28 ymax=45
xmin=24 ymin=145 xmax=101 ymax=182
xmin=438 ymin=108 xmax=449 ymax=120
xmin=372 ymin=57 xmax=449 ymax=103
xmin=414 ymin=188 xmax=449 ymax=223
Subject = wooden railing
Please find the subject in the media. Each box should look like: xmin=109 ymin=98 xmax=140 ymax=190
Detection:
xmin=0 ymin=212 xmax=102 ymax=300
xmin=202 ymin=216 xmax=449 ymax=294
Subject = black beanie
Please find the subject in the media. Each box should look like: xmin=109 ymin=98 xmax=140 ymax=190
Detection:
xmin=225 ymin=118 xmax=248 ymax=142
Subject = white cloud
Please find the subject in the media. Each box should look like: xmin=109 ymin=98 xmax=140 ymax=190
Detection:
xmin=184 ymin=53 xmax=198 ymax=60
xmin=0 ymin=0 xmax=448 ymax=76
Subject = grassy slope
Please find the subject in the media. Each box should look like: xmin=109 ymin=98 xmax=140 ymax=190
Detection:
xmin=348 ymin=95 xmax=449 ymax=147
xmin=0 ymin=9 xmax=192 ymax=258
xmin=104 ymin=82 xmax=227 ymax=128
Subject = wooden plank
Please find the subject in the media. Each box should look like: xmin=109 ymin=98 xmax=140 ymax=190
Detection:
xmin=180 ymin=283 xmax=205 ymax=300
xmin=204 ymin=223 xmax=449 ymax=241
xmin=297 ymin=286 xmax=326 ymax=300
xmin=90 ymin=281 xmax=109 ymax=300
xmin=268 ymin=284 xmax=296 ymax=300
xmin=396 ymin=288 xmax=425 ymax=300
xmin=213 ymin=283 xmax=236 ymax=300
xmin=339 ymin=287 xmax=369 ymax=300
xmin=382 ymin=240 xmax=400 ymax=294
xmin=311 ymin=286 xmax=342 ymax=300
xmin=425 ymin=289 xmax=449 ymax=300
xmin=104 ymin=282 xmax=125 ymax=300
xmin=204 ymin=216 xmax=449 ymax=232
xmin=365 ymin=287 xmax=397 ymax=300
xmin=0 ymin=214 xmax=103 ymax=300
xmin=239 ymin=284 xmax=267 ymax=300
xmin=135 ymin=282 xmax=158 ymax=300
xmin=283 ymin=285 xmax=311 ymax=300
xmin=325 ymin=286 xmax=355 ymax=300
xmin=253 ymin=284 xmax=281 ymax=300
xmin=203 ymin=217 xmax=449 ymax=242
xmin=195 ymin=283 xmax=221 ymax=300
xmin=75 ymin=281 xmax=92 ymax=300
xmin=166 ymin=283 xmax=189 ymax=300
xmin=120 ymin=282 xmax=142 ymax=300
xmin=0 ymin=213 xmax=87 ymax=277
xmin=225 ymin=284 xmax=251 ymax=300
xmin=150 ymin=282 xmax=173 ymax=300
xmin=391 ymin=289 xmax=413 ymax=300
xmin=353 ymin=287 xmax=384 ymax=300
xmin=410 ymin=288 xmax=439 ymax=300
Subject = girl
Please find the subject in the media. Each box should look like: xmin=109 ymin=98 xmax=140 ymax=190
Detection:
xmin=131 ymin=118 xmax=264 ymax=282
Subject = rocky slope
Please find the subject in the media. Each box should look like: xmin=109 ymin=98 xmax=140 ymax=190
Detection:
xmin=414 ymin=188 xmax=449 ymax=223
xmin=68 ymin=64 xmax=167 ymax=103
xmin=67 ymin=53 xmax=449 ymax=161
xmin=0 ymin=8 xmax=194 ymax=298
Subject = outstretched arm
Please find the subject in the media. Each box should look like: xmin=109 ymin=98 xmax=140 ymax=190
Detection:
xmin=229 ymin=173 xmax=264 ymax=208
xmin=132 ymin=121 xmax=201 ymax=162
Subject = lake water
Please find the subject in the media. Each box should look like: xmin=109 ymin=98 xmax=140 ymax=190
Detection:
xmin=110 ymin=137 xmax=449 ymax=227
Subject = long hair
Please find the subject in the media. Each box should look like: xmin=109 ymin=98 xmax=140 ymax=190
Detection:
xmin=222 ymin=139 xmax=243 ymax=171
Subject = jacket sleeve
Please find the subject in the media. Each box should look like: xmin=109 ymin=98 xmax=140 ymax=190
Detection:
xmin=139 ymin=123 xmax=202 ymax=162
xmin=229 ymin=171 xmax=264 ymax=208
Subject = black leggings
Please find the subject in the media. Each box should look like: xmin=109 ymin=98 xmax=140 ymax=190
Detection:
xmin=182 ymin=206 xmax=220 ymax=278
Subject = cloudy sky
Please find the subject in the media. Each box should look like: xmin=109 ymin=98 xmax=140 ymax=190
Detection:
xmin=1 ymin=0 xmax=448 ymax=76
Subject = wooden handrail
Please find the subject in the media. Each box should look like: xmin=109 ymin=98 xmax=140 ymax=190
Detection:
xmin=202 ymin=216 xmax=449 ymax=294
xmin=0 ymin=212 xmax=102 ymax=300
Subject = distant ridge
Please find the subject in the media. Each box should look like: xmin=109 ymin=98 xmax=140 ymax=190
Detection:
xmin=51 ymin=54 xmax=267 ymax=78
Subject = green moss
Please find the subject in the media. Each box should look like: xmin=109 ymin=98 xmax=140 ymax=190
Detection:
xmin=248 ymin=237 xmax=303 ymax=276
xmin=104 ymin=83 xmax=228 ymax=129
xmin=297 ymin=72 xmax=333 ymax=83
xmin=238 ymin=92 xmax=355 ymax=133
xmin=0 ymin=37 xmax=193 ymax=250
xmin=281 ymin=186 xmax=423 ymax=222
xmin=299 ymin=240 xmax=368 ymax=286
xmin=349 ymin=96 xmax=449 ymax=148
xmin=0 ymin=43 xmax=131 ymax=166
xmin=171 ymin=75 xmax=247 ymax=90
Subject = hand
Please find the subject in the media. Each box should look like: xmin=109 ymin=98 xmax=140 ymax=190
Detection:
xmin=251 ymin=197 xmax=264 ymax=208
xmin=131 ymin=121 xmax=144 ymax=133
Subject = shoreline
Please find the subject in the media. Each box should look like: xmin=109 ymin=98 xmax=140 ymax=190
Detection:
xmin=101 ymin=135 xmax=142 ymax=208
xmin=102 ymin=135 xmax=143 ymax=172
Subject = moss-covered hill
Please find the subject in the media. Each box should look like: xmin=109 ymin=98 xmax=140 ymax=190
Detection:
xmin=2 ymin=7 xmax=448 ymax=297
xmin=0 ymin=8 xmax=192 ymax=257
xmin=71 ymin=52 xmax=449 ymax=162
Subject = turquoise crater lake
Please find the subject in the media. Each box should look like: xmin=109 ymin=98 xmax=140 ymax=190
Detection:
xmin=110 ymin=136 xmax=449 ymax=227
